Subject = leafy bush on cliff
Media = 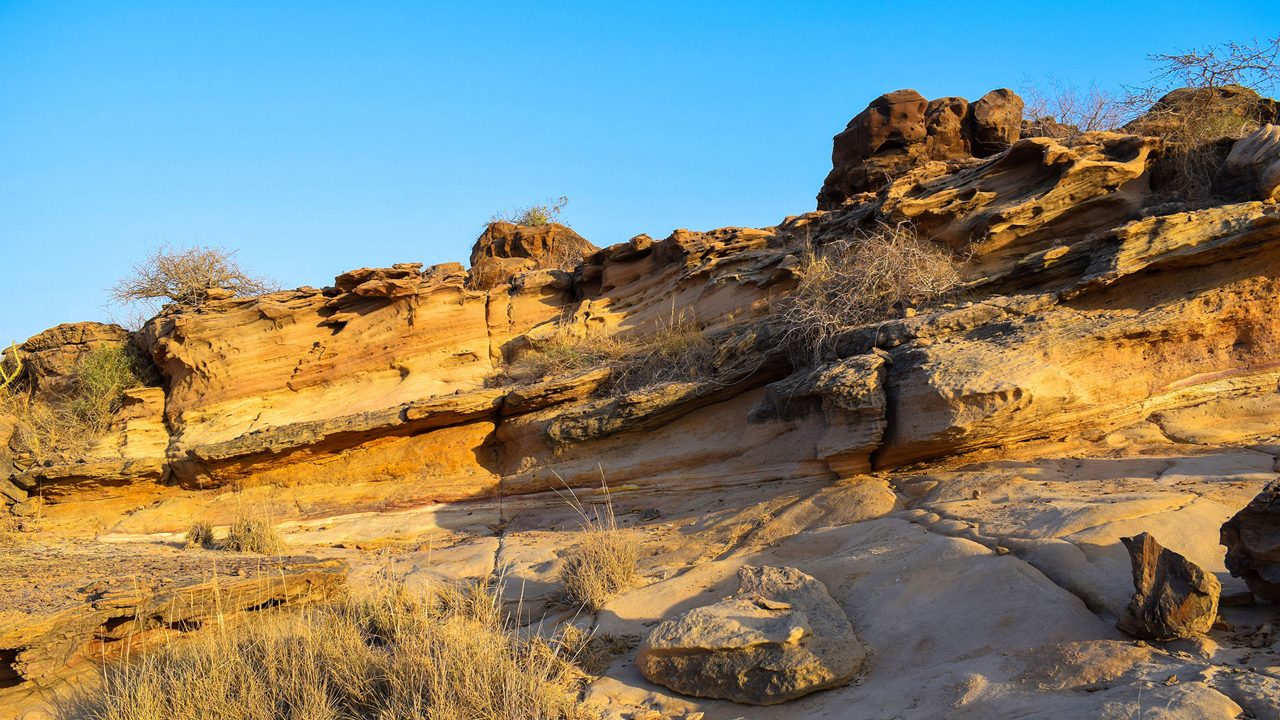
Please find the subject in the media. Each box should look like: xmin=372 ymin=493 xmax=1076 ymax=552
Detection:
xmin=61 ymin=582 xmax=595 ymax=720
xmin=492 ymin=195 xmax=570 ymax=227
xmin=779 ymin=222 xmax=963 ymax=363
xmin=111 ymin=244 xmax=275 ymax=310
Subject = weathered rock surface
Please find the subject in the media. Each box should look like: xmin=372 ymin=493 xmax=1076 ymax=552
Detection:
xmin=1214 ymin=123 xmax=1280 ymax=201
xmin=636 ymin=565 xmax=865 ymax=705
xmin=18 ymin=322 xmax=130 ymax=403
xmin=468 ymin=221 xmax=597 ymax=289
xmin=817 ymin=87 xmax=1023 ymax=208
xmin=0 ymin=545 xmax=345 ymax=715
xmin=1222 ymin=479 xmax=1280 ymax=602
xmin=1116 ymin=532 xmax=1220 ymax=640
xmin=10 ymin=85 xmax=1280 ymax=718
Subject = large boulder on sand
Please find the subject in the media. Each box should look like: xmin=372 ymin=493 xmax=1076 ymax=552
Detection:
xmin=1116 ymin=532 xmax=1220 ymax=640
xmin=1223 ymin=479 xmax=1280 ymax=602
xmin=635 ymin=565 xmax=865 ymax=705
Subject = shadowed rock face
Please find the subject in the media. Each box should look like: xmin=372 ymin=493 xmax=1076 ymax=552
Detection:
xmin=817 ymin=87 xmax=1024 ymax=208
xmin=1116 ymin=532 xmax=1220 ymax=640
xmin=1223 ymin=480 xmax=1280 ymax=602
xmin=636 ymin=565 xmax=865 ymax=705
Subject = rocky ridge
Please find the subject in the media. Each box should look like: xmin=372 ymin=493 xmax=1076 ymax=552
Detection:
xmin=4 ymin=87 xmax=1280 ymax=718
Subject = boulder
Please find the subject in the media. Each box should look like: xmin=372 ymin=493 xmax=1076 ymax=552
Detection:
xmin=969 ymin=89 xmax=1025 ymax=157
xmin=1213 ymin=124 xmax=1280 ymax=202
xmin=636 ymin=565 xmax=865 ymax=705
xmin=1116 ymin=533 xmax=1220 ymax=640
xmin=468 ymin=221 xmax=597 ymax=290
xmin=1222 ymin=479 xmax=1280 ymax=602
xmin=817 ymin=88 xmax=1023 ymax=208
xmin=18 ymin=322 xmax=131 ymax=403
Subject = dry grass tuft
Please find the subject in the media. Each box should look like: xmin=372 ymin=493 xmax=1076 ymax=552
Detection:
xmin=60 ymin=581 xmax=596 ymax=720
xmin=557 ymin=480 xmax=640 ymax=611
xmin=779 ymin=222 xmax=963 ymax=363
xmin=510 ymin=315 xmax=718 ymax=395
xmin=183 ymin=521 xmax=215 ymax=549
xmin=221 ymin=516 xmax=284 ymax=554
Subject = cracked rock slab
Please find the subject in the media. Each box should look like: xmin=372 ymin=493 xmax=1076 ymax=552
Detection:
xmin=636 ymin=565 xmax=865 ymax=705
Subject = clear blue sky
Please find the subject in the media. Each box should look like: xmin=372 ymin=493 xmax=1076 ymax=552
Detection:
xmin=2 ymin=1 xmax=1277 ymax=344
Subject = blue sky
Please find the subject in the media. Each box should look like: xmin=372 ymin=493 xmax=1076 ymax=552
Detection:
xmin=2 ymin=1 xmax=1277 ymax=344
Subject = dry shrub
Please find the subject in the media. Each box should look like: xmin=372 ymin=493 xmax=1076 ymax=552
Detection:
xmin=183 ymin=521 xmax=214 ymax=549
xmin=111 ymin=244 xmax=274 ymax=309
xmin=510 ymin=316 xmax=718 ymax=395
xmin=221 ymin=516 xmax=284 ymax=554
xmin=779 ymin=222 xmax=962 ymax=363
xmin=492 ymin=195 xmax=570 ymax=227
xmin=60 ymin=581 xmax=595 ymax=720
xmin=1020 ymin=79 xmax=1129 ymax=138
xmin=557 ymin=481 xmax=640 ymax=611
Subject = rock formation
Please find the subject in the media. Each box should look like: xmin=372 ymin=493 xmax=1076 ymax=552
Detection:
xmin=1116 ymin=532 xmax=1220 ymax=640
xmin=468 ymin=221 xmax=597 ymax=289
xmin=1214 ymin=123 xmax=1280 ymax=201
xmin=636 ymin=565 xmax=865 ymax=705
xmin=6 ymin=84 xmax=1280 ymax=718
xmin=816 ymin=88 xmax=1024 ymax=208
xmin=1222 ymin=479 xmax=1280 ymax=602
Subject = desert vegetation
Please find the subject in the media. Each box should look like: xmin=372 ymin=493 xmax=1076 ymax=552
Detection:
xmin=509 ymin=314 xmax=719 ymax=394
xmin=1023 ymin=36 xmax=1280 ymax=198
xmin=111 ymin=243 xmax=275 ymax=311
xmin=556 ymin=482 xmax=640 ymax=611
xmin=492 ymin=195 xmax=570 ymax=227
xmin=185 ymin=515 xmax=284 ymax=553
xmin=779 ymin=222 xmax=963 ymax=363
xmin=1 ymin=343 xmax=155 ymax=463
xmin=60 ymin=580 xmax=596 ymax=720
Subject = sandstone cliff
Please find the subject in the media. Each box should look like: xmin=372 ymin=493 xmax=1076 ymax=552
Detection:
xmin=6 ymin=87 xmax=1280 ymax=719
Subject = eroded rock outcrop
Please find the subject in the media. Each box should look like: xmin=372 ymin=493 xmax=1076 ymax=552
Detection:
xmin=636 ymin=565 xmax=865 ymax=705
xmin=18 ymin=322 xmax=130 ymax=403
xmin=817 ymin=88 xmax=1024 ymax=208
xmin=1215 ymin=123 xmax=1280 ymax=201
xmin=1222 ymin=479 xmax=1280 ymax=602
xmin=1116 ymin=532 xmax=1220 ymax=640
xmin=468 ymin=221 xmax=597 ymax=290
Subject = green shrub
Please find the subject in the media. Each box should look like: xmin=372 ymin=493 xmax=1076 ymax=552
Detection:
xmin=68 ymin=345 xmax=153 ymax=430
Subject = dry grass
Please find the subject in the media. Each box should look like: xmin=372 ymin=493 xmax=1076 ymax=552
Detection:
xmin=510 ymin=315 xmax=719 ymax=395
xmin=183 ymin=521 xmax=215 ymax=549
xmin=557 ymin=481 xmax=640 ymax=611
xmin=492 ymin=195 xmax=570 ymax=227
xmin=223 ymin=516 xmax=284 ymax=554
xmin=779 ymin=222 xmax=963 ymax=363
xmin=111 ymin=243 xmax=275 ymax=309
xmin=0 ymin=344 xmax=154 ymax=464
xmin=60 ymin=581 xmax=596 ymax=720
